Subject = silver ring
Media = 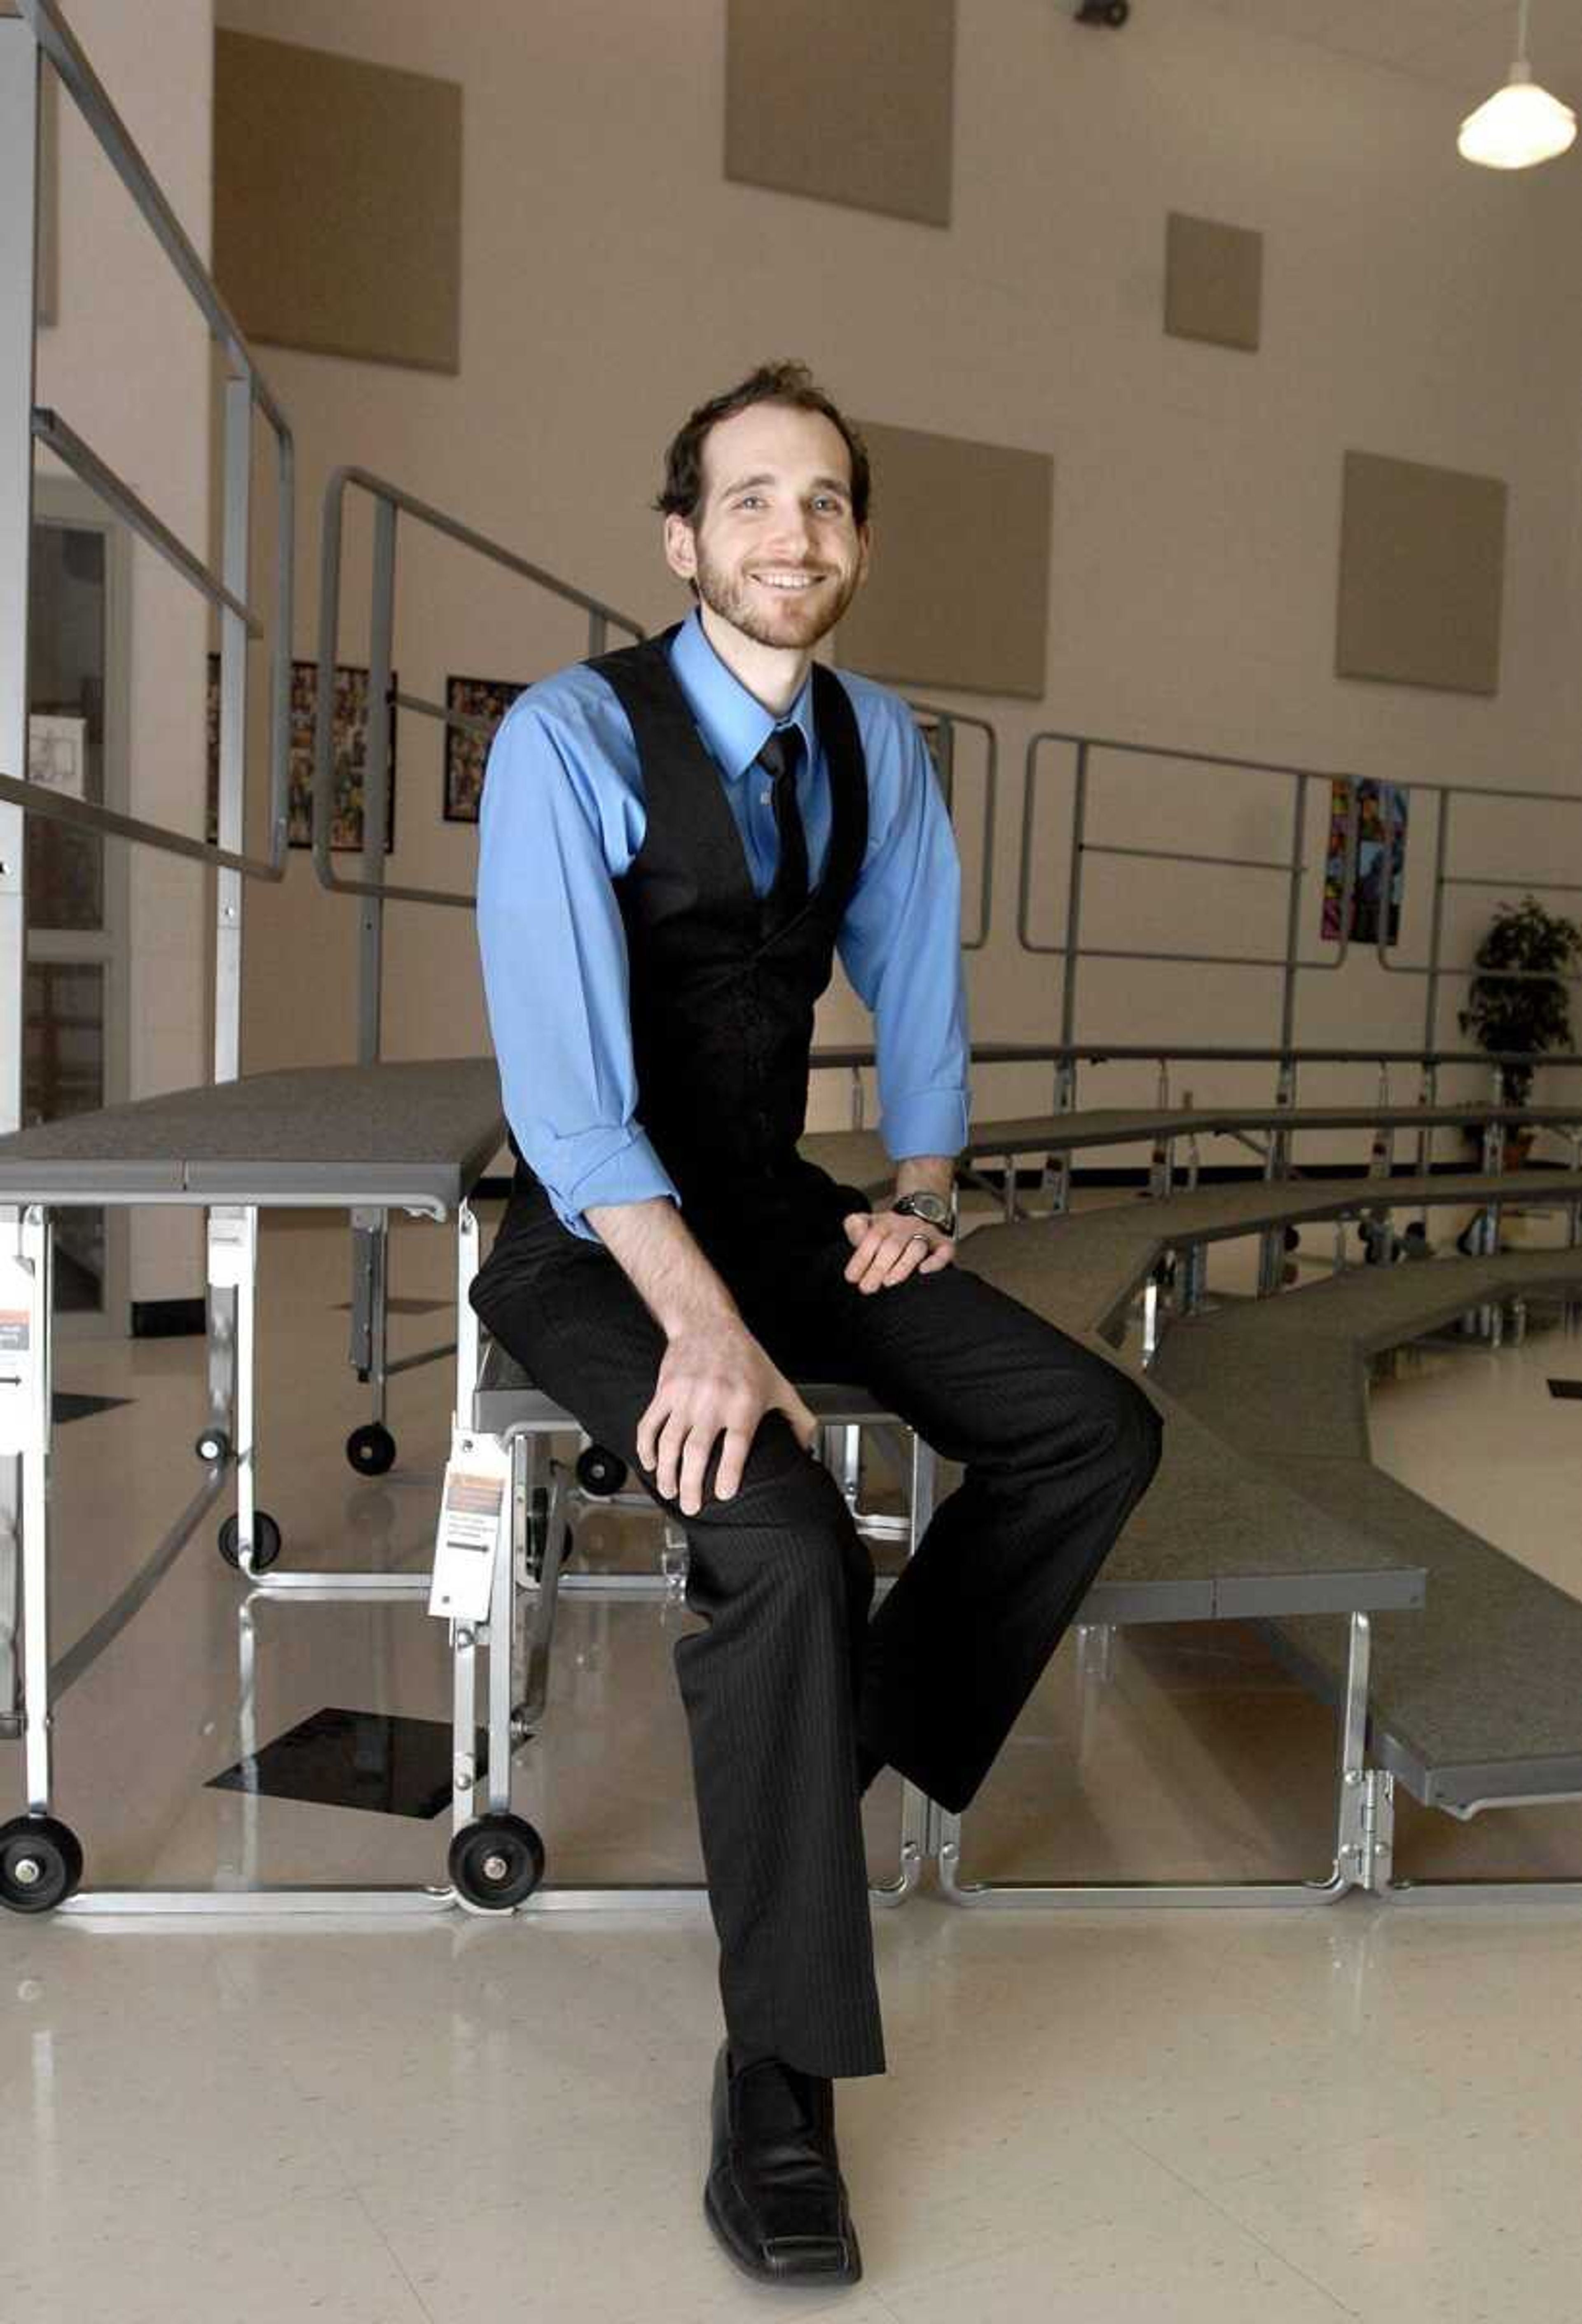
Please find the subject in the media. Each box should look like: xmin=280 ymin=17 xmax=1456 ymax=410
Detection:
xmin=906 ymin=1232 xmax=929 ymax=1250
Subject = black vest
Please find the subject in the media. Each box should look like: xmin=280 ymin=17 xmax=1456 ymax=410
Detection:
xmin=515 ymin=629 xmax=870 ymax=1256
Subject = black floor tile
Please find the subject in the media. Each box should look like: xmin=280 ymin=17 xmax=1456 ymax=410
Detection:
xmin=53 ymin=1390 xmax=133 ymax=1424
xmin=208 ymin=1707 xmax=487 ymax=1820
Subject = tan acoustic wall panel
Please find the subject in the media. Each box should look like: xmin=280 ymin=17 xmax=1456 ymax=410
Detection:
xmin=1164 ymin=211 xmax=1261 ymax=351
xmin=725 ymin=0 xmax=954 ymax=226
xmin=213 ymin=29 xmax=461 ymax=373
xmin=1336 ymin=451 xmax=1507 ymax=696
xmin=837 ymin=421 xmax=1051 ymax=699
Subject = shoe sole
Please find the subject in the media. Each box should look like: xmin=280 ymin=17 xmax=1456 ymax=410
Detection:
xmin=703 ymin=2183 xmax=863 ymax=2287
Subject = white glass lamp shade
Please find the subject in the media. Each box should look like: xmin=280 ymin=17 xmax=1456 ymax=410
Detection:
xmin=1458 ymin=61 xmax=1576 ymax=169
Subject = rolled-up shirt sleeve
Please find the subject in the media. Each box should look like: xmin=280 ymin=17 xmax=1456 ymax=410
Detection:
xmin=835 ymin=693 xmax=971 ymax=1163
xmin=476 ymin=698 xmax=679 ymax=1240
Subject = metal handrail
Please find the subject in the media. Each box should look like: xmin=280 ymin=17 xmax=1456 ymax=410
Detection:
xmin=313 ymin=465 xmax=647 ymax=911
xmin=907 ymin=698 xmax=996 ymax=951
xmin=1019 ymin=725 xmax=1582 ymax=1071
xmin=8 ymin=0 xmax=295 ymax=909
xmin=20 ymin=0 xmax=286 ymax=431
xmin=1369 ymin=782 xmax=1582 ymax=1060
xmin=1020 ymin=732 xmax=1365 ymax=1053
xmin=34 ymin=408 xmax=260 ymax=633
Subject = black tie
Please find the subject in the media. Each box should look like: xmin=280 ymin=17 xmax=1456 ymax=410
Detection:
xmin=758 ymin=727 xmax=809 ymax=927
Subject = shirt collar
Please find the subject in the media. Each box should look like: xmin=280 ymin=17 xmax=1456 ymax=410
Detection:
xmin=669 ymin=608 xmax=816 ymax=783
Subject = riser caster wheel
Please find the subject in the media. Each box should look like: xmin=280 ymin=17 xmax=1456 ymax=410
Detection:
xmin=0 ymin=1815 xmax=84 ymax=1914
xmin=219 ymin=1511 xmax=283 ymax=1572
xmin=346 ymin=1422 xmax=397 ymax=1476
xmin=575 ymin=1444 xmax=628 ymax=1497
xmin=194 ymin=1429 xmax=231 ymax=1465
xmin=449 ymin=1813 xmax=545 ymax=1910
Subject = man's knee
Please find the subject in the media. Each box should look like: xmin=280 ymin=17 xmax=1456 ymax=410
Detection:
xmin=1006 ymin=1354 xmax=1163 ymax=1499
xmin=701 ymin=1434 xmax=868 ymax=1614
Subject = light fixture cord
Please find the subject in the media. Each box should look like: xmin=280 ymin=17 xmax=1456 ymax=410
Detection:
xmin=1516 ymin=0 xmax=1531 ymax=66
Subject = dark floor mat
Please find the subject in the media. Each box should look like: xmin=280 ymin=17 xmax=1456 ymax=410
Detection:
xmin=208 ymin=1706 xmax=487 ymax=1820
xmin=53 ymin=1391 xmax=133 ymax=1424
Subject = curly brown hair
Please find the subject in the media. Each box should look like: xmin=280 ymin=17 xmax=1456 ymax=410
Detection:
xmin=655 ymin=360 xmax=872 ymax=527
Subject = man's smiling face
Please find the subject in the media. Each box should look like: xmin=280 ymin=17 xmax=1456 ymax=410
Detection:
xmin=664 ymin=401 xmax=871 ymax=654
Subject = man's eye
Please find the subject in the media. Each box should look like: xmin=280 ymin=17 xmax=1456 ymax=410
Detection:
xmin=736 ymin=495 xmax=765 ymax=510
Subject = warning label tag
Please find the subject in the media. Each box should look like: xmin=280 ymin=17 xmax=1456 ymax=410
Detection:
xmin=429 ymin=1433 xmax=510 ymax=1622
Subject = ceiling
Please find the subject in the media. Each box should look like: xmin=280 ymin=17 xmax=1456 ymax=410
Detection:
xmin=1191 ymin=0 xmax=1582 ymax=105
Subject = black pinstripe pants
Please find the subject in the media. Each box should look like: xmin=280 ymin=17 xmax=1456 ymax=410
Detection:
xmin=472 ymin=1188 xmax=1163 ymax=2080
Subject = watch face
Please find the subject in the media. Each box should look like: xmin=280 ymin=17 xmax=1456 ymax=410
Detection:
xmin=898 ymin=1192 xmax=951 ymax=1228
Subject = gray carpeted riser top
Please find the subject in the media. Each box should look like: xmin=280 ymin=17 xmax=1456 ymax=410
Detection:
xmin=1153 ymin=1252 xmax=1582 ymax=1462
xmin=1253 ymin=1457 xmax=1582 ymax=1797
xmin=957 ymin=1209 xmax=1162 ymax=1338
xmin=1154 ymin=1258 xmax=1582 ymax=1802
xmin=802 ymin=1105 xmax=1582 ymax=1185
xmin=1104 ymin=1392 xmax=1417 ymax=1595
xmin=0 ymin=1059 xmax=507 ymax=1195
xmin=1153 ymin=1324 xmax=1372 ymax=1461
xmin=954 ymin=1175 xmax=1582 ymax=1340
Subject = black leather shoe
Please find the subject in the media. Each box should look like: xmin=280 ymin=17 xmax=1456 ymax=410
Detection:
xmin=704 ymin=2044 xmax=862 ymax=2285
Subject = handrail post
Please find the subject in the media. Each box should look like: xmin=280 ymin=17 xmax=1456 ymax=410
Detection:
xmin=1279 ymin=772 xmax=1306 ymax=1058
xmin=587 ymin=609 xmax=608 ymax=658
xmin=1423 ymin=792 xmax=1452 ymax=1058
xmin=1062 ymin=741 xmax=1088 ymax=1053
xmin=214 ymin=373 xmax=252 ymax=1085
xmin=358 ymin=494 xmax=397 ymax=1066
xmin=0 ymin=18 xmax=40 ymax=1748
xmin=0 ymin=20 xmax=39 ymax=1136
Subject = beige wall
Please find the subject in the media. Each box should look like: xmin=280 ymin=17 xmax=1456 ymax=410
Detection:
xmin=36 ymin=0 xmax=213 ymax=1297
xmin=213 ymin=0 xmax=1582 ymax=1162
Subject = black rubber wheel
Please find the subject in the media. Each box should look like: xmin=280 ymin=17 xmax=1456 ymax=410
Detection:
xmin=346 ymin=1421 xmax=397 ymax=1477
xmin=0 ymin=1814 xmax=84 ymax=1914
xmin=575 ymin=1443 xmax=628 ymax=1497
xmin=218 ymin=1510 xmax=283 ymax=1572
xmin=194 ymin=1428 xmax=230 ymax=1465
xmin=1105 ymin=0 xmax=1129 ymax=22
xmin=448 ymin=1813 xmax=546 ymax=1910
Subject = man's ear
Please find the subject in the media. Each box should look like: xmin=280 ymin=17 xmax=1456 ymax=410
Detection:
xmin=663 ymin=512 xmax=699 ymax=585
xmin=854 ymin=522 xmax=873 ymax=590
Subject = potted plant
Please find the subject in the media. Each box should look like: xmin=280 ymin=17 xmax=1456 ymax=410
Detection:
xmin=1458 ymin=893 xmax=1582 ymax=1163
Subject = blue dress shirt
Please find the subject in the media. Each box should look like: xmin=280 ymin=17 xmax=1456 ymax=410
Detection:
xmin=476 ymin=609 xmax=971 ymax=1239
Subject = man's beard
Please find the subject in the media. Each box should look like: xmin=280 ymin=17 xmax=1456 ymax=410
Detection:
xmin=693 ymin=544 xmax=861 ymax=651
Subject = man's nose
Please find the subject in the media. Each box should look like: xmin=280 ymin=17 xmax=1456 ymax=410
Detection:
xmin=765 ymin=504 xmax=813 ymax=558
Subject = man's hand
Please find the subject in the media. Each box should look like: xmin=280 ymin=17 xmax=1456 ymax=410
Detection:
xmin=842 ymin=1206 xmax=956 ymax=1294
xmin=637 ymin=1316 xmax=817 ymax=1515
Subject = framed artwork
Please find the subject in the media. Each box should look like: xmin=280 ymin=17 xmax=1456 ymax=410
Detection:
xmin=444 ymin=674 xmax=527 ymax=823
xmin=27 ymin=712 xmax=87 ymax=800
xmin=205 ymin=655 xmax=398 ymax=852
xmin=1321 ymin=778 xmax=1406 ymax=946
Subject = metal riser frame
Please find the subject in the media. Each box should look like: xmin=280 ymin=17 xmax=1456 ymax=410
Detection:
xmin=933 ymin=1611 xmax=1390 ymax=1908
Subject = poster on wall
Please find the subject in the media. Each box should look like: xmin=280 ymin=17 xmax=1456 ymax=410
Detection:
xmin=1321 ymin=778 xmax=1406 ymax=947
xmin=27 ymin=712 xmax=87 ymax=800
xmin=443 ymin=675 xmax=527 ymax=823
xmin=205 ymin=656 xmax=398 ymax=852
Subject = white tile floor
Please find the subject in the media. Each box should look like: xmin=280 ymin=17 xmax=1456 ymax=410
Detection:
xmin=4 ymin=1195 xmax=1582 ymax=2321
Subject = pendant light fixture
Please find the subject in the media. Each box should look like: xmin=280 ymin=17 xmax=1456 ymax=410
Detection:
xmin=1458 ymin=0 xmax=1575 ymax=170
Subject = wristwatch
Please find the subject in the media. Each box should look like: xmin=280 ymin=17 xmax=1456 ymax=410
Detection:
xmin=891 ymin=1189 xmax=957 ymax=1238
